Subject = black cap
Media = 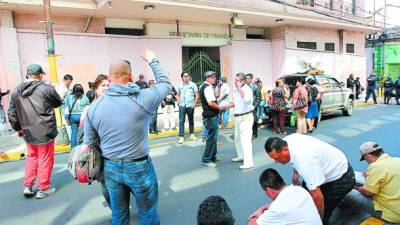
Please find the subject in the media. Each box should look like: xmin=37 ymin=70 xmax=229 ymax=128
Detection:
xmin=27 ymin=64 xmax=45 ymax=76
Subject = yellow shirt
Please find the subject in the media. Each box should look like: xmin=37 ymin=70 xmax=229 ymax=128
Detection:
xmin=364 ymin=153 xmax=400 ymax=223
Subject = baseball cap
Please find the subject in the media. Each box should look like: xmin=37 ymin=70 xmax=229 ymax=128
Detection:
xmin=203 ymin=71 xmax=216 ymax=79
xmin=27 ymin=64 xmax=45 ymax=76
xmin=359 ymin=141 xmax=381 ymax=161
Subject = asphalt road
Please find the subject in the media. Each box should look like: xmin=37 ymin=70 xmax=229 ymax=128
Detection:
xmin=0 ymin=104 xmax=399 ymax=225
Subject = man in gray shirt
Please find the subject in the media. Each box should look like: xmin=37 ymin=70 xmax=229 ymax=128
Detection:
xmin=83 ymin=50 xmax=171 ymax=225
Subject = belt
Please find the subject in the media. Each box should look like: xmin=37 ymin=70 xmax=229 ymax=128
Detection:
xmin=234 ymin=111 xmax=252 ymax=117
xmin=105 ymin=155 xmax=148 ymax=163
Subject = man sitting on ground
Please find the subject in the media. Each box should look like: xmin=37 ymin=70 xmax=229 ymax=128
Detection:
xmin=352 ymin=141 xmax=400 ymax=224
xmin=197 ymin=195 xmax=235 ymax=225
xmin=248 ymin=168 xmax=322 ymax=225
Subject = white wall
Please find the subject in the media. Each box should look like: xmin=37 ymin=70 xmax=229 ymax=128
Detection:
xmin=230 ymin=40 xmax=273 ymax=88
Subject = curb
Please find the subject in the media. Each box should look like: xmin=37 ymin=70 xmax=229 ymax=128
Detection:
xmin=0 ymin=121 xmax=235 ymax=162
xmin=0 ymin=100 xmax=375 ymax=163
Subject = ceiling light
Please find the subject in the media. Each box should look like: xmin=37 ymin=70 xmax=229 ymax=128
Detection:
xmin=275 ymin=18 xmax=284 ymax=23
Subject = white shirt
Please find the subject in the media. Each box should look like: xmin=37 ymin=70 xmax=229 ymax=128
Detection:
xmin=234 ymin=84 xmax=254 ymax=114
xmin=257 ymin=185 xmax=322 ymax=225
xmin=284 ymin=133 xmax=348 ymax=190
xmin=204 ymin=82 xmax=216 ymax=103
xmin=55 ymin=84 xmax=71 ymax=100
xmin=219 ymin=83 xmax=231 ymax=107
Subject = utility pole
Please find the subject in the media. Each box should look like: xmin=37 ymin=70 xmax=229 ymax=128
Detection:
xmin=373 ymin=0 xmax=376 ymax=26
xmin=380 ymin=0 xmax=387 ymax=97
xmin=43 ymin=0 xmax=62 ymax=127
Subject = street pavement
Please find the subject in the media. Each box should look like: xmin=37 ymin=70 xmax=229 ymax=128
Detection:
xmin=0 ymin=104 xmax=399 ymax=225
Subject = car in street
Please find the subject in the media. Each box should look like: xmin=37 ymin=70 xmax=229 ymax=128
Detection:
xmin=280 ymin=73 xmax=355 ymax=119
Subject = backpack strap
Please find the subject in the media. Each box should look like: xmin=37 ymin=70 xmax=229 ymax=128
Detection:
xmin=67 ymin=96 xmax=79 ymax=120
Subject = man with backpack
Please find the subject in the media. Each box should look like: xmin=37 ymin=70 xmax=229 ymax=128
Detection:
xmin=365 ymin=73 xmax=379 ymax=104
xmin=8 ymin=64 xmax=62 ymax=199
xmin=383 ymin=76 xmax=394 ymax=104
xmin=83 ymin=50 xmax=171 ymax=225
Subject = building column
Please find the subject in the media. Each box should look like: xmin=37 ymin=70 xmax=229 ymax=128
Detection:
xmin=0 ymin=10 xmax=23 ymax=118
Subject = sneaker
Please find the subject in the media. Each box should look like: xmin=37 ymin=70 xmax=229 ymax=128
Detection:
xmin=239 ymin=165 xmax=254 ymax=170
xmin=201 ymin=162 xmax=217 ymax=168
xmin=178 ymin=137 xmax=184 ymax=144
xmin=36 ymin=187 xmax=56 ymax=199
xmin=231 ymin=157 xmax=243 ymax=162
xmin=23 ymin=187 xmax=34 ymax=197
xmin=189 ymin=134 xmax=197 ymax=141
xmin=213 ymin=156 xmax=222 ymax=162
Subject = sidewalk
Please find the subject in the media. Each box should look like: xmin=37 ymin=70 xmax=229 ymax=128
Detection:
xmin=0 ymin=100 xmax=377 ymax=162
xmin=0 ymin=106 xmax=235 ymax=162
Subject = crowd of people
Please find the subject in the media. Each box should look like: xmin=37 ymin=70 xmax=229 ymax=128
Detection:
xmin=3 ymin=50 xmax=400 ymax=225
xmin=347 ymin=73 xmax=400 ymax=105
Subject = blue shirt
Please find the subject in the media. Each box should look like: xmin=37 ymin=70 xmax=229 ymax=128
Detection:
xmin=177 ymin=82 xmax=198 ymax=108
xmin=83 ymin=61 xmax=171 ymax=159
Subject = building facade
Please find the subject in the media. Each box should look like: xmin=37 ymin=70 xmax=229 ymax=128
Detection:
xmin=0 ymin=0 xmax=379 ymax=113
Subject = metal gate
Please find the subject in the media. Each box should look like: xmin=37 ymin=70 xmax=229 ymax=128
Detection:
xmin=183 ymin=51 xmax=220 ymax=86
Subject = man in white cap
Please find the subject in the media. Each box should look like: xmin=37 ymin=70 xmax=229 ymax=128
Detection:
xmin=353 ymin=141 xmax=400 ymax=224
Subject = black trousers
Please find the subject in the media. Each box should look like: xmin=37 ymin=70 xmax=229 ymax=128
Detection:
xmin=384 ymin=91 xmax=392 ymax=104
xmin=303 ymin=163 xmax=355 ymax=225
xmin=252 ymin=111 xmax=258 ymax=137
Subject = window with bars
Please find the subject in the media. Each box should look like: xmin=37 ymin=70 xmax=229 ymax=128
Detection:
xmin=325 ymin=43 xmax=335 ymax=52
xmin=346 ymin=44 xmax=355 ymax=53
xmin=297 ymin=41 xmax=317 ymax=50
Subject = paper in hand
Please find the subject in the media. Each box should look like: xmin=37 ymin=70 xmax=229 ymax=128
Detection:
xmin=355 ymin=171 xmax=365 ymax=185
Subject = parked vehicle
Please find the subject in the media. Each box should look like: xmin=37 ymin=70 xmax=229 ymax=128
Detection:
xmin=280 ymin=73 xmax=355 ymax=118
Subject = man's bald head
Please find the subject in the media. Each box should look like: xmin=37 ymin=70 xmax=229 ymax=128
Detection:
xmin=109 ymin=60 xmax=132 ymax=84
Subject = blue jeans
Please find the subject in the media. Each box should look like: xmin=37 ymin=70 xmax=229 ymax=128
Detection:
xmin=365 ymin=88 xmax=377 ymax=102
xmin=149 ymin=112 xmax=158 ymax=133
xmin=179 ymin=106 xmax=194 ymax=137
xmin=258 ymin=100 xmax=265 ymax=118
xmin=221 ymin=109 xmax=229 ymax=126
xmin=69 ymin=114 xmax=81 ymax=148
xmin=202 ymin=116 xmax=219 ymax=163
xmin=104 ymin=157 xmax=160 ymax=225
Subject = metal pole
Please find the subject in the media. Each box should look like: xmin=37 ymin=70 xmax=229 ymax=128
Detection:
xmin=43 ymin=0 xmax=62 ymax=127
xmin=380 ymin=0 xmax=387 ymax=97
xmin=373 ymin=0 xmax=376 ymax=26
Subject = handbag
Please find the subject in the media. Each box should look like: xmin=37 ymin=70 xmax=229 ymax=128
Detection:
xmin=55 ymin=126 xmax=70 ymax=146
xmin=293 ymin=97 xmax=307 ymax=110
